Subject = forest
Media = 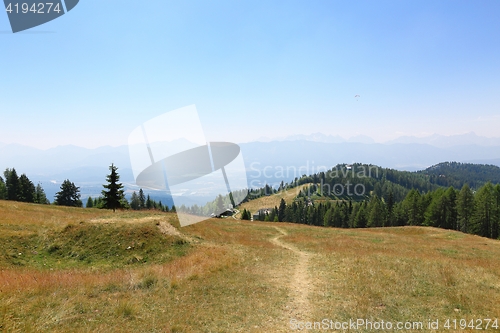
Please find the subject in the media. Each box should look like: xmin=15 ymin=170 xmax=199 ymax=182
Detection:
xmin=247 ymin=163 xmax=500 ymax=240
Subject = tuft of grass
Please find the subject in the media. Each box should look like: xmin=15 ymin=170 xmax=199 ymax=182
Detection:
xmin=136 ymin=271 xmax=158 ymax=289
xmin=116 ymin=300 xmax=136 ymax=318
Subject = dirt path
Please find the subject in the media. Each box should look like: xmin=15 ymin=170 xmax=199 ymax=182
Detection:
xmin=270 ymin=226 xmax=313 ymax=323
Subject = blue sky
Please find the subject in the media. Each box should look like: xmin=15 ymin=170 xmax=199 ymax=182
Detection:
xmin=1 ymin=0 xmax=500 ymax=149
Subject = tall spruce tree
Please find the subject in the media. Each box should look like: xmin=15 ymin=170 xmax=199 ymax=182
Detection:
xmin=4 ymin=168 xmax=19 ymax=201
xmin=34 ymin=183 xmax=48 ymax=204
xmin=403 ymin=189 xmax=424 ymax=226
xmin=367 ymin=194 xmax=385 ymax=227
xmin=472 ymin=182 xmax=494 ymax=237
xmin=278 ymin=198 xmax=286 ymax=222
xmin=86 ymin=196 xmax=94 ymax=208
xmin=457 ymin=184 xmax=475 ymax=233
xmin=101 ymin=163 xmax=125 ymax=212
xmin=139 ymin=189 xmax=146 ymax=209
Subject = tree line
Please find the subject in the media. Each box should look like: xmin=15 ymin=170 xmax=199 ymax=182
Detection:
xmin=0 ymin=164 xmax=173 ymax=213
xmin=252 ymin=182 xmax=500 ymax=239
xmin=0 ymin=168 xmax=48 ymax=204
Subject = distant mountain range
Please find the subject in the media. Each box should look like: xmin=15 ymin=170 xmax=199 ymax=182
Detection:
xmin=255 ymin=132 xmax=375 ymax=144
xmin=1 ymin=134 xmax=500 ymax=203
xmin=385 ymin=132 xmax=500 ymax=148
xmin=255 ymin=132 xmax=500 ymax=147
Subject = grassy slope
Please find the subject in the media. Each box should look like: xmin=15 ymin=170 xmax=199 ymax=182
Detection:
xmin=237 ymin=184 xmax=310 ymax=217
xmin=1 ymin=200 xmax=500 ymax=332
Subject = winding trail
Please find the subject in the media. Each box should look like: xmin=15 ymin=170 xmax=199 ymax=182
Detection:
xmin=270 ymin=226 xmax=313 ymax=322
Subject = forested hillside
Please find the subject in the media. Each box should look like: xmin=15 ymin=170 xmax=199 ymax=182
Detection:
xmin=418 ymin=161 xmax=500 ymax=189
xmin=248 ymin=163 xmax=500 ymax=240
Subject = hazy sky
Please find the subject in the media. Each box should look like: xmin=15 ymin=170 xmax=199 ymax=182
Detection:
xmin=1 ymin=0 xmax=500 ymax=149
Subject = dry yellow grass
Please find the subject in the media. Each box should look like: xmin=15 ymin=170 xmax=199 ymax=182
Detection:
xmin=237 ymin=183 xmax=311 ymax=218
xmin=1 ymin=201 xmax=500 ymax=332
xmin=278 ymin=224 xmax=500 ymax=332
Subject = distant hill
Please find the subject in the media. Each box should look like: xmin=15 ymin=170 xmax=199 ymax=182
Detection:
xmin=263 ymin=162 xmax=500 ymax=203
xmin=418 ymin=162 xmax=500 ymax=189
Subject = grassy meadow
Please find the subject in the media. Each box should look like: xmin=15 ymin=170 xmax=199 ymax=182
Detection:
xmin=1 ymin=200 xmax=500 ymax=332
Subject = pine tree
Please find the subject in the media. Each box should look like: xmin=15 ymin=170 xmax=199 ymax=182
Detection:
xmin=472 ymin=182 xmax=494 ymax=237
xmin=241 ymin=209 xmax=251 ymax=220
xmin=278 ymin=198 xmax=286 ymax=222
xmin=86 ymin=196 xmax=94 ymax=208
xmin=139 ymin=189 xmax=146 ymax=209
xmin=386 ymin=191 xmax=395 ymax=226
xmin=101 ymin=163 xmax=125 ymax=212
xmin=331 ymin=205 xmax=343 ymax=227
xmin=403 ymin=189 xmax=424 ymax=226
xmin=355 ymin=204 xmax=368 ymax=228
xmin=367 ymin=194 xmax=385 ymax=227
xmin=457 ymin=184 xmax=475 ymax=233
xmin=443 ymin=187 xmax=457 ymax=230
xmin=18 ymin=174 xmax=35 ymax=203
xmin=55 ymin=180 xmax=82 ymax=207
xmin=0 ymin=176 xmax=6 ymax=200
xmin=323 ymin=208 xmax=333 ymax=227
xmin=34 ymin=183 xmax=48 ymax=204
xmin=146 ymin=194 xmax=152 ymax=209
xmin=130 ymin=191 xmax=140 ymax=210
xmin=4 ymin=168 xmax=19 ymax=201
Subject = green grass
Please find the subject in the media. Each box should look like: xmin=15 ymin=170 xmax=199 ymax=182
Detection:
xmin=1 ymin=220 xmax=189 ymax=269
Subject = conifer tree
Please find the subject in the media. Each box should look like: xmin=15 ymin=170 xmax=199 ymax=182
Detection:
xmin=18 ymin=174 xmax=35 ymax=203
xmin=4 ymin=168 xmax=19 ymax=201
xmin=0 ymin=176 xmax=6 ymax=200
xmin=86 ymin=196 xmax=94 ymax=208
xmin=278 ymin=198 xmax=286 ymax=222
xmin=241 ymin=209 xmax=251 ymax=220
xmin=139 ymin=189 xmax=146 ymax=209
xmin=101 ymin=163 xmax=125 ymax=212
xmin=130 ymin=191 xmax=140 ymax=210
xmin=471 ymin=182 xmax=494 ymax=237
xmin=457 ymin=184 xmax=474 ymax=232
xmin=55 ymin=180 xmax=82 ymax=207
xmin=34 ymin=183 xmax=48 ymax=204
